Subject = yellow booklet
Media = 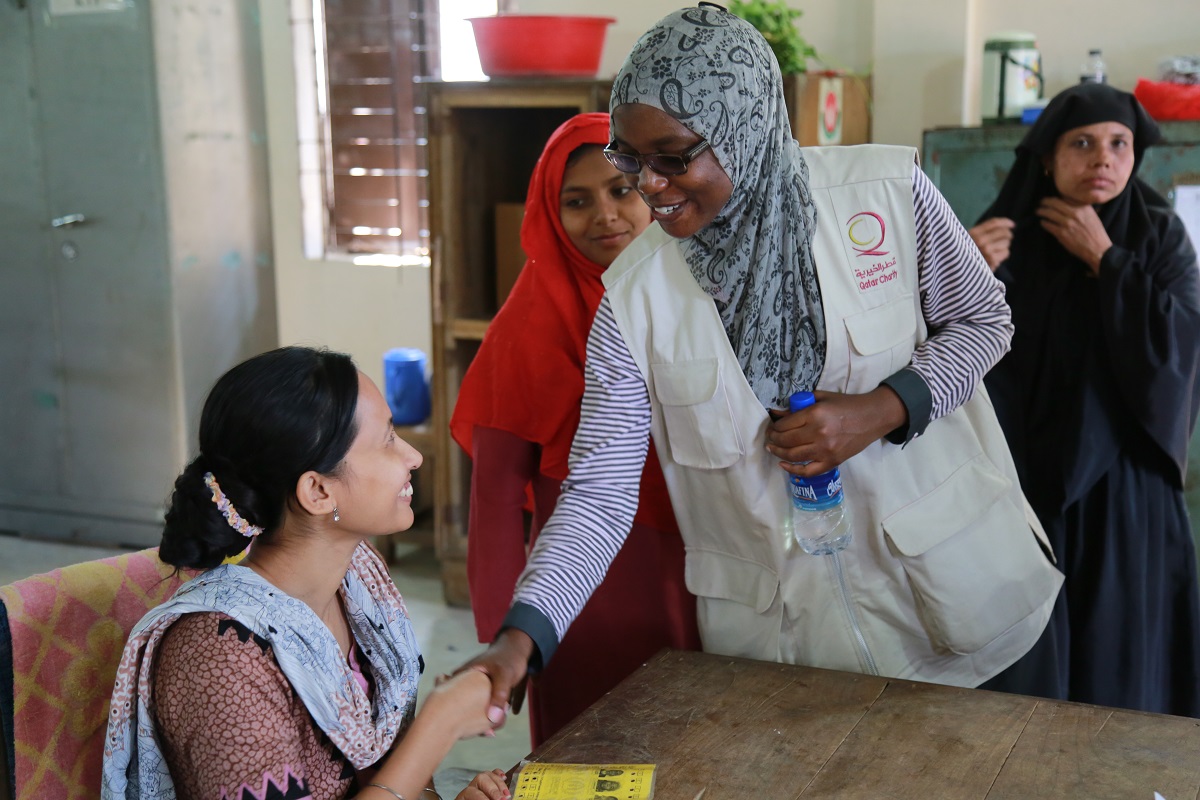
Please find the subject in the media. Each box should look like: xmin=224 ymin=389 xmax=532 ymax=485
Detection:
xmin=510 ymin=762 xmax=656 ymax=800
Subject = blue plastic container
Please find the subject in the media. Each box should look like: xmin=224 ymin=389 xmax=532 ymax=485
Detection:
xmin=383 ymin=348 xmax=431 ymax=425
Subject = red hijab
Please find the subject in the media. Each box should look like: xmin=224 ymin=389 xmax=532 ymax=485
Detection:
xmin=449 ymin=113 xmax=675 ymax=532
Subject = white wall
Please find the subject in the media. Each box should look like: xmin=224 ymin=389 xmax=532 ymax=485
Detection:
xmin=872 ymin=0 xmax=975 ymax=149
xmin=878 ymin=0 xmax=1200 ymax=144
xmin=258 ymin=0 xmax=431 ymax=391
xmin=513 ymin=0 xmax=874 ymax=78
xmin=975 ymin=0 xmax=1200 ymax=107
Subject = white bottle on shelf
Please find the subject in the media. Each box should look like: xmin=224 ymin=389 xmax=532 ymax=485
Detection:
xmin=1080 ymin=49 xmax=1107 ymax=84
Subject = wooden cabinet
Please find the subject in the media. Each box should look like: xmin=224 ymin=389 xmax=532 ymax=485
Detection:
xmin=426 ymin=80 xmax=611 ymax=606
xmin=782 ymin=72 xmax=872 ymax=147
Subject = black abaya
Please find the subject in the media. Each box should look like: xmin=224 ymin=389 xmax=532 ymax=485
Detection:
xmin=981 ymin=83 xmax=1200 ymax=717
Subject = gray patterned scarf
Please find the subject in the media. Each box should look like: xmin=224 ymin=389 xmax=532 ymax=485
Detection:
xmin=102 ymin=544 xmax=421 ymax=798
xmin=612 ymin=4 xmax=824 ymax=409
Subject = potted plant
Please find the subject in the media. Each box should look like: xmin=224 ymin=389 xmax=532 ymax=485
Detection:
xmin=729 ymin=0 xmax=817 ymax=76
xmin=730 ymin=0 xmax=871 ymax=146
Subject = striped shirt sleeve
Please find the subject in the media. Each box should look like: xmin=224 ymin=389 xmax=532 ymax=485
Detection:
xmin=503 ymin=167 xmax=1014 ymax=661
xmin=505 ymin=296 xmax=652 ymax=663
xmin=904 ymin=165 xmax=1013 ymax=423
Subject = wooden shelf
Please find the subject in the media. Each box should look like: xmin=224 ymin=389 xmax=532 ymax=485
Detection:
xmin=426 ymin=80 xmax=612 ymax=608
xmin=449 ymin=318 xmax=490 ymax=341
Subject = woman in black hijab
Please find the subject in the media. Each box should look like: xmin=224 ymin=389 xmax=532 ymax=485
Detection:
xmin=974 ymin=82 xmax=1200 ymax=717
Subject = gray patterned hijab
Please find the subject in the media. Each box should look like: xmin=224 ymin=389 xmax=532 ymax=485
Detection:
xmin=612 ymin=4 xmax=824 ymax=408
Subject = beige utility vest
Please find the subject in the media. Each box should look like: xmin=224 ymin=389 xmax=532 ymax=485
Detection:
xmin=604 ymin=145 xmax=1062 ymax=687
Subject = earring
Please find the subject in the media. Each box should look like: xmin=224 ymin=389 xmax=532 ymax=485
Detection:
xmin=332 ymin=506 xmax=340 ymax=522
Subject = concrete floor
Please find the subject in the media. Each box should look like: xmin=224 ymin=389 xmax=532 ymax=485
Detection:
xmin=0 ymin=526 xmax=531 ymax=798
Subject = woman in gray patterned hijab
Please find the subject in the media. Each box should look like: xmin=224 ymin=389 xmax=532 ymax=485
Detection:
xmin=451 ymin=2 xmax=1060 ymax=725
xmin=608 ymin=3 xmax=823 ymax=409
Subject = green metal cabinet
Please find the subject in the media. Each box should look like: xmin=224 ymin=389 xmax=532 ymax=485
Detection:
xmin=922 ymin=122 xmax=1200 ymax=557
xmin=0 ymin=0 xmax=275 ymax=547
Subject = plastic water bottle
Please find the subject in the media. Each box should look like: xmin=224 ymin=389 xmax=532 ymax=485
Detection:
xmin=1080 ymin=49 xmax=1107 ymax=84
xmin=786 ymin=391 xmax=853 ymax=555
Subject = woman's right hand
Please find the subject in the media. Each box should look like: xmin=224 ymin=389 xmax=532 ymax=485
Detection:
xmin=967 ymin=217 xmax=1015 ymax=271
xmin=367 ymin=671 xmax=499 ymax=800
xmin=455 ymin=769 xmax=511 ymax=800
xmin=452 ymin=628 xmax=536 ymax=729
xmin=422 ymin=669 xmax=496 ymax=740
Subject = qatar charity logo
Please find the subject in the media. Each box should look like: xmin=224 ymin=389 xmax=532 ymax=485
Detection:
xmin=846 ymin=211 xmax=889 ymax=257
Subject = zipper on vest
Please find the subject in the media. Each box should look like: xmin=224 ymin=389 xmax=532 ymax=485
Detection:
xmin=829 ymin=551 xmax=879 ymax=676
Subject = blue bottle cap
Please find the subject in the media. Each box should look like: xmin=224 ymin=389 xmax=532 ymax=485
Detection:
xmin=789 ymin=391 xmax=816 ymax=413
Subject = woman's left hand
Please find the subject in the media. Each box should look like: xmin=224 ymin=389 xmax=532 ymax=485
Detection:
xmin=455 ymin=769 xmax=511 ymax=800
xmin=765 ymin=386 xmax=907 ymax=476
xmin=1036 ymin=197 xmax=1113 ymax=274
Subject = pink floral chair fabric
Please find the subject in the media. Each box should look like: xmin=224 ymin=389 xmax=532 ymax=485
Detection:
xmin=0 ymin=548 xmax=198 ymax=800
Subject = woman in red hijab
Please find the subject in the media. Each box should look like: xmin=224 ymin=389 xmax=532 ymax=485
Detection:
xmin=450 ymin=113 xmax=701 ymax=746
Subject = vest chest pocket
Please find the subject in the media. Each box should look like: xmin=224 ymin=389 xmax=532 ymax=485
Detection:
xmin=842 ymin=294 xmax=918 ymax=393
xmin=651 ymin=359 xmax=745 ymax=469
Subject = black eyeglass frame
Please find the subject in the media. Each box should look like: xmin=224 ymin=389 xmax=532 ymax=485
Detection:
xmin=602 ymin=139 xmax=712 ymax=176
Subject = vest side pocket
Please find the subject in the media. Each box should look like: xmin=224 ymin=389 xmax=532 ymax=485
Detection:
xmin=881 ymin=454 xmax=1062 ymax=655
xmin=684 ymin=547 xmax=780 ymax=614
xmin=650 ymin=359 xmax=745 ymax=469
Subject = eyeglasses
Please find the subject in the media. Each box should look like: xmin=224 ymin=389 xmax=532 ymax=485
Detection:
xmin=603 ymin=139 xmax=712 ymax=176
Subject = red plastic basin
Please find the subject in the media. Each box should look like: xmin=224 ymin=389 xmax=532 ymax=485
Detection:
xmin=468 ymin=15 xmax=616 ymax=78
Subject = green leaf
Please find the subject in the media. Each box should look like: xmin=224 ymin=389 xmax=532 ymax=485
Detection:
xmin=728 ymin=0 xmax=817 ymax=75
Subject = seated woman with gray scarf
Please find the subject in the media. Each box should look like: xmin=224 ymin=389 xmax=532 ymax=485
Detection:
xmin=101 ymin=347 xmax=509 ymax=800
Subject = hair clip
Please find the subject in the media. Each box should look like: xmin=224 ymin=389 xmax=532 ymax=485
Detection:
xmin=203 ymin=472 xmax=264 ymax=538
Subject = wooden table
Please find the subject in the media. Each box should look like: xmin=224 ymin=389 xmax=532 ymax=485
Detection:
xmin=525 ymin=650 xmax=1200 ymax=799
